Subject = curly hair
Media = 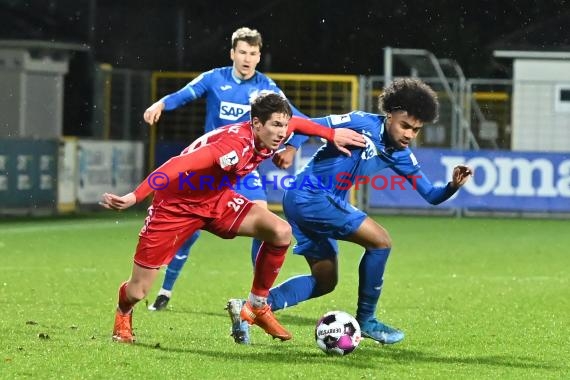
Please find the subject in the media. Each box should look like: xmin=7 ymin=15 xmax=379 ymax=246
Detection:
xmin=379 ymin=78 xmax=439 ymax=123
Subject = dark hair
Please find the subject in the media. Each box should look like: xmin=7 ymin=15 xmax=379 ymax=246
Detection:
xmin=232 ymin=27 xmax=263 ymax=50
xmin=379 ymin=78 xmax=439 ymax=123
xmin=250 ymin=92 xmax=292 ymax=124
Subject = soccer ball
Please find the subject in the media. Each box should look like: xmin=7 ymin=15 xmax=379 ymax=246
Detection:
xmin=315 ymin=310 xmax=361 ymax=355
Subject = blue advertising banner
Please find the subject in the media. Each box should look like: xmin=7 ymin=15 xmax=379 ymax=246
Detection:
xmin=367 ymin=148 xmax=570 ymax=213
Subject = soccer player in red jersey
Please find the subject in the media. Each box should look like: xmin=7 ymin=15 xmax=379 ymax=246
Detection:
xmin=100 ymin=92 xmax=365 ymax=343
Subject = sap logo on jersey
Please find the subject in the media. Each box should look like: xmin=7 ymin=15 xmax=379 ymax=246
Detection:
xmin=219 ymin=150 xmax=239 ymax=168
xmin=220 ymin=101 xmax=250 ymax=121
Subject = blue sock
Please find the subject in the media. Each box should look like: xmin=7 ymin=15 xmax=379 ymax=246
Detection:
xmin=268 ymin=275 xmax=320 ymax=311
xmin=162 ymin=231 xmax=201 ymax=292
xmin=356 ymin=247 xmax=391 ymax=323
xmin=250 ymin=238 xmax=263 ymax=267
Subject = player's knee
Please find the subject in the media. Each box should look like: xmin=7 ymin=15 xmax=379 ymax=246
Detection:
xmin=271 ymin=220 xmax=292 ymax=246
xmin=370 ymin=231 xmax=392 ymax=249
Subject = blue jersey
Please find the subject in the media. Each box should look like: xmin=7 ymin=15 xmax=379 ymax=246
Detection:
xmin=161 ymin=66 xmax=299 ymax=133
xmin=283 ymin=111 xmax=457 ymax=258
xmin=291 ymin=111 xmax=456 ymax=205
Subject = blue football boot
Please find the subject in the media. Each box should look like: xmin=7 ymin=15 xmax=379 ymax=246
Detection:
xmin=359 ymin=318 xmax=404 ymax=344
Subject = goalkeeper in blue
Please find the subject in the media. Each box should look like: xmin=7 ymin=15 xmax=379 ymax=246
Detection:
xmin=229 ymin=77 xmax=473 ymax=345
xmin=142 ymin=27 xmax=306 ymax=324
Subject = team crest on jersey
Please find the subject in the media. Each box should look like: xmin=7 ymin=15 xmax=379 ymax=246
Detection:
xmin=361 ymin=134 xmax=377 ymax=160
xmin=329 ymin=113 xmax=351 ymax=125
xmin=219 ymin=150 xmax=239 ymax=168
xmin=220 ymin=101 xmax=250 ymax=121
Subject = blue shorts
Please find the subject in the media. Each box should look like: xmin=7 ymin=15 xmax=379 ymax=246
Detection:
xmin=235 ymin=170 xmax=267 ymax=202
xmin=282 ymin=189 xmax=366 ymax=259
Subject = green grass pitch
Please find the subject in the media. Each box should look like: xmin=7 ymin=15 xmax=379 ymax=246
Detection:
xmin=0 ymin=212 xmax=568 ymax=379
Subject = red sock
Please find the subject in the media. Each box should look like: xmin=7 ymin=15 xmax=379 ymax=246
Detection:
xmin=251 ymin=242 xmax=289 ymax=297
xmin=117 ymin=281 xmax=135 ymax=314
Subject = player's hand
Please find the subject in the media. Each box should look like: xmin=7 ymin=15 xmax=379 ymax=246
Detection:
xmin=143 ymin=101 xmax=165 ymax=125
xmin=272 ymin=145 xmax=297 ymax=169
xmin=332 ymin=128 xmax=366 ymax=156
xmin=451 ymin=165 xmax=473 ymax=188
xmin=99 ymin=192 xmax=137 ymax=210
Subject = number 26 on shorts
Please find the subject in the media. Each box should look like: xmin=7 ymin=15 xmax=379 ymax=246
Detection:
xmin=227 ymin=197 xmax=245 ymax=212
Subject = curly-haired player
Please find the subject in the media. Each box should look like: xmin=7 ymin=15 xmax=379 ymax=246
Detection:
xmin=229 ymin=78 xmax=473 ymax=345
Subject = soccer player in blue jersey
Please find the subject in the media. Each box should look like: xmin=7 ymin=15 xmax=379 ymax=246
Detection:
xmin=142 ymin=27 xmax=305 ymax=326
xmin=229 ymin=78 xmax=473 ymax=345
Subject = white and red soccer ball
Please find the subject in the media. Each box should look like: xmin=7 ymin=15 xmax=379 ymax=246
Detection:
xmin=315 ymin=310 xmax=361 ymax=355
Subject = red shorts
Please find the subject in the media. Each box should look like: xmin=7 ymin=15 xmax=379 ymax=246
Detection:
xmin=133 ymin=191 xmax=254 ymax=269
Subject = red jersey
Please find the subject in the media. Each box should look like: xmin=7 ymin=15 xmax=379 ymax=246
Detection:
xmin=133 ymin=117 xmax=334 ymax=217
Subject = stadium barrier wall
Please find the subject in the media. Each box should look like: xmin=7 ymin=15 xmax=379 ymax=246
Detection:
xmin=76 ymin=140 xmax=144 ymax=205
xmin=0 ymin=139 xmax=58 ymax=214
xmin=366 ymin=148 xmax=570 ymax=214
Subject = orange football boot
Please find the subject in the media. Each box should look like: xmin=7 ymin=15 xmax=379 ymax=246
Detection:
xmin=112 ymin=309 xmax=135 ymax=343
xmin=240 ymin=301 xmax=292 ymax=341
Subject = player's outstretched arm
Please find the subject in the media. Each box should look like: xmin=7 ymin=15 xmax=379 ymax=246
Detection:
xmin=143 ymin=101 xmax=165 ymax=125
xmin=450 ymin=165 xmax=473 ymax=188
xmin=408 ymin=164 xmax=472 ymax=205
xmin=100 ymin=192 xmax=136 ymax=210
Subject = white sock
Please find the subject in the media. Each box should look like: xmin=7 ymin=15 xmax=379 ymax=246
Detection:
xmin=158 ymin=288 xmax=172 ymax=298
xmin=248 ymin=293 xmax=267 ymax=308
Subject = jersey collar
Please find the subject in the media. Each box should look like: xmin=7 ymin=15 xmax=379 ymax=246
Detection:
xmin=231 ymin=69 xmax=256 ymax=84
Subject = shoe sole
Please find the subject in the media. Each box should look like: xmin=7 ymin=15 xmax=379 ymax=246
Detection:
xmin=226 ymin=300 xmax=250 ymax=344
xmin=361 ymin=330 xmax=404 ymax=345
